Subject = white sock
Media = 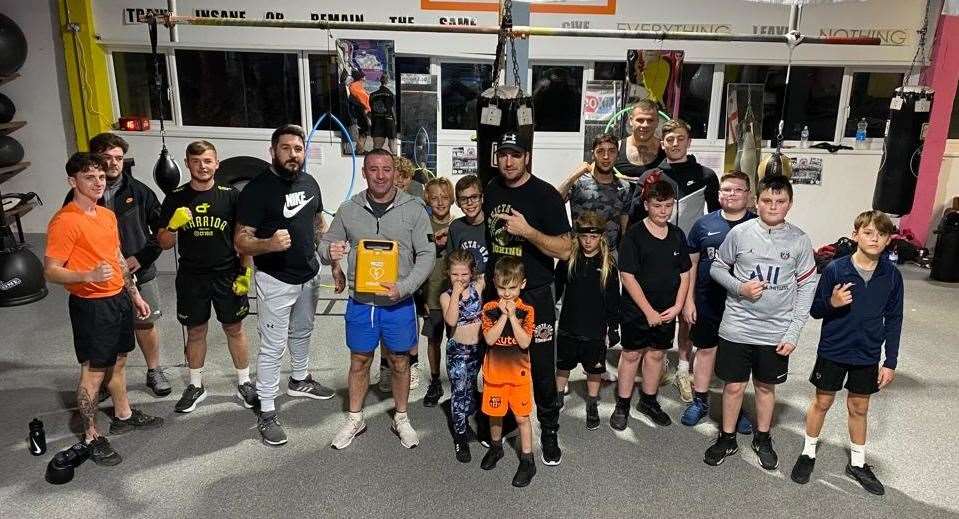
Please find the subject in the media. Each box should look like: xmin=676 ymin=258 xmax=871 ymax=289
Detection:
xmin=236 ymin=367 xmax=250 ymax=385
xmin=189 ymin=368 xmax=204 ymax=388
xmin=850 ymin=441 xmax=866 ymax=467
xmin=677 ymin=360 xmax=690 ymax=373
xmin=349 ymin=411 xmax=363 ymax=423
xmin=260 ymin=399 xmax=275 ymax=413
xmin=395 ymin=411 xmax=408 ymax=423
xmin=802 ymin=434 xmax=819 ymax=458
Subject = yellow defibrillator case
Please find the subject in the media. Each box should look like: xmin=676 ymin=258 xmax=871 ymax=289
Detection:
xmin=355 ymin=240 xmax=399 ymax=294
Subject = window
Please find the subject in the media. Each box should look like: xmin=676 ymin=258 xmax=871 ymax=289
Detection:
xmin=113 ymin=52 xmax=171 ymax=120
xmin=720 ymin=65 xmax=843 ymax=141
xmin=594 ymin=61 xmax=625 ymax=81
xmin=845 ymin=72 xmax=904 ymax=138
xmin=532 ymin=65 xmax=583 ymax=132
xmin=308 ymin=54 xmax=350 ymax=132
xmin=175 ymin=50 xmax=300 ymax=128
xmin=678 ymin=64 xmax=713 ymax=138
xmin=441 ymin=62 xmax=493 ymax=130
xmin=395 ymin=57 xmax=431 ymax=130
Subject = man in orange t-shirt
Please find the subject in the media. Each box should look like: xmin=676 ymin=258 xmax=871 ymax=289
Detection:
xmin=44 ymin=153 xmax=162 ymax=467
xmin=479 ymin=256 xmax=537 ymax=488
xmin=348 ymin=69 xmax=371 ymax=153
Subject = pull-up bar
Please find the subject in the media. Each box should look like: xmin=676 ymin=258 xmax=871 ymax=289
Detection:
xmin=148 ymin=14 xmax=881 ymax=46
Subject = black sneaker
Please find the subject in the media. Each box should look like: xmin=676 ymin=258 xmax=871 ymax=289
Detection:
xmin=287 ymin=374 xmax=335 ymax=400
xmin=174 ymin=384 xmax=207 ymax=413
xmin=585 ymin=399 xmax=600 ymax=430
xmin=423 ymin=378 xmax=443 ymax=407
xmin=87 ymin=437 xmax=122 ymax=466
xmin=236 ymin=381 xmax=259 ymax=409
xmin=480 ymin=442 xmax=504 ymax=470
xmin=791 ymin=454 xmax=816 ymax=484
xmin=752 ymin=432 xmax=779 ymax=470
xmin=257 ymin=411 xmax=288 ymax=446
xmin=109 ymin=408 xmax=164 ymax=434
xmin=541 ymin=434 xmax=562 ymax=466
xmin=846 ymin=463 xmax=885 ymax=495
xmin=454 ymin=438 xmax=471 ymax=463
xmin=512 ymin=453 xmax=537 ymax=487
xmin=636 ymin=398 xmax=672 ymax=426
xmin=704 ymin=432 xmax=739 ymax=466
xmin=609 ymin=404 xmax=629 ymax=431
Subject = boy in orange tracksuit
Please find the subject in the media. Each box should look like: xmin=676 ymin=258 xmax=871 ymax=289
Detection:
xmin=479 ymin=256 xmax=536 ymax=487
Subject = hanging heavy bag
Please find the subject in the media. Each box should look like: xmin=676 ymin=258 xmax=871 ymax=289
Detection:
xmin=872 ymin=86 xmax=934 ymax=216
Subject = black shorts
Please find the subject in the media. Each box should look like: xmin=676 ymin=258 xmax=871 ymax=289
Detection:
xmin=809 ymin=356 xmax=879 ymax=395
xmin=621 ymin=318 xmax=676 ymax=351
xmin=371 ymin=116 xmax=396 ymax=139
xmin=715 ymin=338 xmax=789 ymax=385
xmin=69 ymin=292 xmax=135 ymax=368
xmin=689 ymin=316 xmax=721 ymax=349
xmin=421 ymin=309 xmax=448 ymax=341
xmin=556 ymin=330 xmax=606 ymax=374
xmin=175 ymin=270 xmax=249 ymax=327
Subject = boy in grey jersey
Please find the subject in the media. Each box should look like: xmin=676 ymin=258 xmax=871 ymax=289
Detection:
xmin=704 ymin=176 xmax=818 ymax=470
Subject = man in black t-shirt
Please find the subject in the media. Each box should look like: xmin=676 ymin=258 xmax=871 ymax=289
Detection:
xmin=612 ymin=180 xmax=692 ymax=432
xmin=369 ymin=80 xmax=397 ymax=154
xmin=483 ymin=132 xmax=572 ymax=467
xmin=235 ymin=125 xmax=335 ymax=446
xmin=157 ymin=141 xmax=256 ymax=415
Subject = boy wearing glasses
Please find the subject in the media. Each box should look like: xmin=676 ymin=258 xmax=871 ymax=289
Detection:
xmin=557 ymin=133 xmax=631 ymax=252
xmin=681 ymin=171 xmax=756 ymax=430
xmin=447 ymin=175 xmax=490 ymax=285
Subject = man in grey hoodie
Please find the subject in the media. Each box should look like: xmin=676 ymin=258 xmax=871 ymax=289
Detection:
xmin=320 ymin=148 xmax=435 ymax=450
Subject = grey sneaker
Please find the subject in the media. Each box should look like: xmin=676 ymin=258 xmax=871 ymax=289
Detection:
xmin=287 ymin=374 xmax=335 ymax=400
xmin=146 ymin=368 xmax=172 ymax=397
xmin=257 ymin=411 xmax=287 ymax=446
xmin=236 ymin=381 xmax=258 ymax=409
xmin=110 ymin=408 xmax=164 ymax=435
xmin=391 ymin=414 xmax=420 ymax=449
xmin=331 ymin=414 xmax=367 ymax=450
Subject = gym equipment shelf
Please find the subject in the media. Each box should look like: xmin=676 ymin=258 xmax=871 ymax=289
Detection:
xmin=0 ymin=161 xmax=30 ymax=185
xmin=0 ymin=73 xmax=20 ymax=87
xmin=2 ymin=195 xmax=38 ymax=243
xmin=0 ymin=121 xmax=26 ymax=136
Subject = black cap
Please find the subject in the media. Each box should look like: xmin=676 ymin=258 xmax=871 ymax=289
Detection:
xmin=497 ymin=132 xmax=528 ymax=154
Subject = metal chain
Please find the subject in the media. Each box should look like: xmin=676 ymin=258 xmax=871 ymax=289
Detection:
xmin=505 ymin=0 xmax=523 ymax=95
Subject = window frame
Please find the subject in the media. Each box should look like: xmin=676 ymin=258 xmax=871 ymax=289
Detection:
xmin=840 ymin=66 xmax=910 ymax=146
xmin=527 ymin=61 xmax=588 ymax=137
xmin=107 ymin=46 xmax=175 ymax=125
xmin=438 ymin=58 xmax=496 ymax=136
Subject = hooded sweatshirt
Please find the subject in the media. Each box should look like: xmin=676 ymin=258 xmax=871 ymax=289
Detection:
xmin=319 ymin=188 xmax=435 ymax=306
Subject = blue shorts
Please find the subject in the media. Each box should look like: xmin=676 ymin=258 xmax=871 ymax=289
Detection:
xmin=345 ymin=297 xmax=418 ymax=354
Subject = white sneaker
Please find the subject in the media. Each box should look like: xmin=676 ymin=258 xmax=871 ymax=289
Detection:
xmin=331 ymin=414 xmax=367 ymax=450
xmin=391 ymin=414 xmax=419 ymax=448
xmin=378 ymin=366 xmax=392 ymax=393
xmin=409 ymin=365 xmax=421 ymax=390
xmin=602 ymin=369 xmax=617 ymax=382
xmin=675 ymin=370 xmax=693 ymax=403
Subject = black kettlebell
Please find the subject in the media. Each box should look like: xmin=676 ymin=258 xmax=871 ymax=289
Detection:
xmin=45 ymin=441 xmax=90 ymax=485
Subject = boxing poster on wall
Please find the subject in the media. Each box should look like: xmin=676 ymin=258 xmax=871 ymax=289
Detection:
xmin=790 ymin=156 xmax=824 ymax=185
xmin=724 ymin=83 xmax=765 ymax=196
xmin=335 ymin=39 xmax=396 ymax=156
xmin=625 ymin=50 xmax=684 ymax=118
xmin=451 ymin=146 xmax=478 ymax=176
xmin=399 ymin=73 xmax=438 ymax=174
xmin=582 ymin=80 xmax=623 ymax=161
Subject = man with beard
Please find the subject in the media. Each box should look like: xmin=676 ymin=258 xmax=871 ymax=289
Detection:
xmin=65 ymin=133 xmax=169 ymax=398
xmin=557 ymin=133 xmax=630 ymax=253
xmin=483 ymin=133 xmax=572 ymax=466
xmin=157 ymin=141 xmax=257 ymax=414
xmin=614 ymin=100 xmax=667 ymax=191
xmin=236 ymin=125 xmax=335 ymax=446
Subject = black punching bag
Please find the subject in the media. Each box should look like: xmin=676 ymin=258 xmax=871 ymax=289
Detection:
xmin=872 ymin=86 xmax=934 ymax=216
xmin=152 ymin=145 xmax=181 ymax=195
xmin=476 ymin=85 xmax=534 ymax=188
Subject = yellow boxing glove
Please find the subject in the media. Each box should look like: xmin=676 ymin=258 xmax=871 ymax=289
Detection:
xmin=233 ymin=266 xmax=253 ymax=296
xmin=167 ymin=207 xmax=193 ymax=231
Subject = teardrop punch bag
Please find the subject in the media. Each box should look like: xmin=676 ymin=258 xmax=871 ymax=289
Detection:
xmin=872 ymin=86 xmax=934 ymax=216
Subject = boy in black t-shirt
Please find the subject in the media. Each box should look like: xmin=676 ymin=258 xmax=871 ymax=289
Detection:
xmin=612 ymin=180 xmax=691 ymax=431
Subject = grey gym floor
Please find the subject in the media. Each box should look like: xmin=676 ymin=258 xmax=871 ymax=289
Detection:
xmin=1 ymin=235 xmax=957 ymax=519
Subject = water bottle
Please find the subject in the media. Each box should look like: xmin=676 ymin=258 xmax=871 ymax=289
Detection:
xmin=856 ymin=118 xmax=868 ymax=149
xmin=29 ymin=418 xmax=46 ymax=456
xmin=800 ymin=125 xmax=810 ymax=149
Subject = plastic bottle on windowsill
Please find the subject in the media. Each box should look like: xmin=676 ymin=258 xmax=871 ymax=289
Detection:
xmin=856 ymin=118 xmax=868 ymax=150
